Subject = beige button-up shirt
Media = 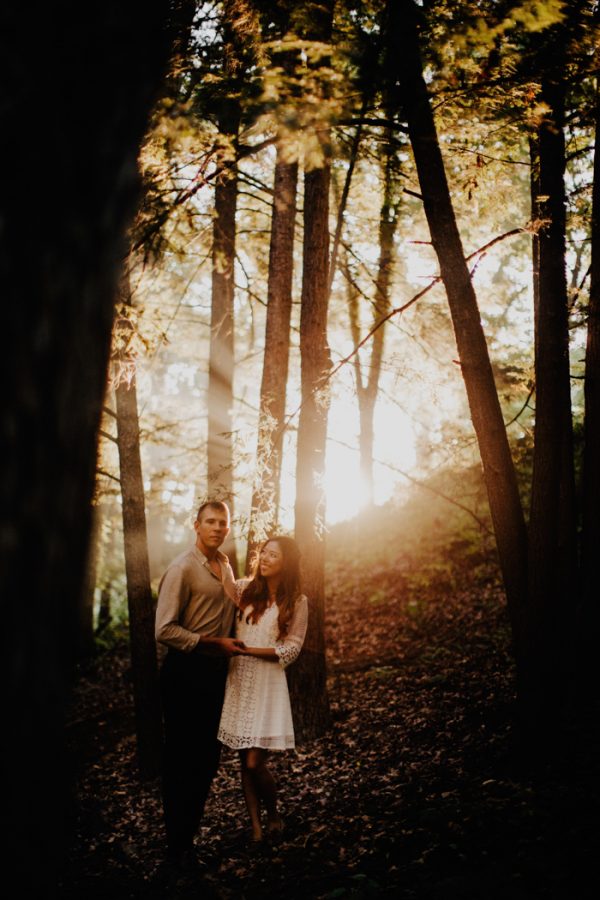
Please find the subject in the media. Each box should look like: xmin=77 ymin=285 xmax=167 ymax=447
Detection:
xmin=155 ymin=545 xmax=237 ymax=660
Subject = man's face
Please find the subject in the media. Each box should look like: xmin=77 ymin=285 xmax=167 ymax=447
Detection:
xmin=194 ymin=507 xmax=230 ymax=551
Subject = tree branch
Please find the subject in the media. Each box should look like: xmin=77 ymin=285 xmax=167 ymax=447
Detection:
xmin=97 ymin=467 xmax=121 ymax=485
xmin=330 ymin=437 xmax=492 ymax=534
xmin=282 ymin=226 xmax=528 ymax=432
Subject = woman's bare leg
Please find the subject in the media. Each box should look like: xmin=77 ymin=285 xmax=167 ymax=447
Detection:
xmin=239 ymin=750 xmax=263 ymax=840
xmin=246 ymin=748 xmax=283 ymax=832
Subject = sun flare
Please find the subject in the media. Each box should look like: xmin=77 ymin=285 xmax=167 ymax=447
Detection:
xmin=277 ymin=392 xmax=419 ymax=527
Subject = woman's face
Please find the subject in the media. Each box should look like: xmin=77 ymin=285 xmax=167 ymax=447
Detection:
xmin=259 ymin=541 xmax=284 ymax=581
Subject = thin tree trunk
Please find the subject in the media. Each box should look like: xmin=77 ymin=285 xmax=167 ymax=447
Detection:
xmin=0 ymin=3 xmax=173 ymax=889
xmin=394 ymin=0 xmax=527 ymax=633
xmin=206 ymin=0 xmax=256 ymax=575
xmin=526 ymin=77 xmax=577 ymax=723
xmin=361 ymin=131 xmax=400 ymax=506
xmin=247 ymin=148 xmax=298 ymax=567
xmin=529 ymin=135 xmax=541 ymax=363
xmin=328 ymin=96 xmax=368 ymax=298
xmin=114 ymin=280 xmax=162 ymax=779
xmin=331 ymin=103 xmax=398 ymax=510
xmin=581 ymin=81 xmax=600 ymax=641
xmin=290 ymin=0 xmax=336 ymax=743
xmin=207 ymin=102 xmax=240 ymax=573
xmin=343 ymin=253 xmax=371 ymax=501
xmin=97 ymin=584 xmax=113 ymax=635
xmin=78 ymin=502 xmax=102 ymax=659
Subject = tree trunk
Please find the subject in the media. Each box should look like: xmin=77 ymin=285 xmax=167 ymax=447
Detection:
xmin=333 ymin=104 xmax=398 ymax=510
xmin=207 ymin=105 xmax=240 ymax=573
xmin=77 ymin=502 xmax=102 ymax=659
xmin=206 ymin=2 xmax=251 ymax=575
xmin=97 ymin=585 xmax=113 ymax=635
xmin=0 ymin=3 xmax=173 ymax=889
xmin=247 ymin=148 xmax=298 ymax=567
xmin=114 ymin=286 xmax=162 ymax=780
xmin=289 ymin=0 xmax=336 ymax=743
xmin=343 ymin=254 xmax=381 ymax=509
xmin=529 ymin=135 xmax=541 ymax=363
xmin=526 ymin=76 xmax=577 ymax=721
xmin=581 ymin=82 xmax=600 ymax=644
xmin=361 ymin=132 xmax=400 ymax=507
xmin=394 ymin=0 xmax=527 ymax=633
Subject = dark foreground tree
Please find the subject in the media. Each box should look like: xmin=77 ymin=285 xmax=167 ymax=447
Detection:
xmin=0 ymin=3 xmax=175 ymax=889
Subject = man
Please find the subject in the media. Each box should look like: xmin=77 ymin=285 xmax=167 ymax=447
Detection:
xmin=155 ymin=500 xmax=245 ymax=869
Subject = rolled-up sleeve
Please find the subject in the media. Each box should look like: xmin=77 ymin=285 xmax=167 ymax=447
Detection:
xmin=274 ymin=595 xmax=308 ymax=669
xmin=155 ymin=564 xmax=200 ymax=653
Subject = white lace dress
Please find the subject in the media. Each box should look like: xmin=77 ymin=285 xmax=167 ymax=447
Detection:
xmin=217 ymin=590 xmax=309 ymax=750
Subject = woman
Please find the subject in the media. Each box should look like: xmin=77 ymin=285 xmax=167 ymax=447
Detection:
xmin=218 ymin=536 xmax=308 ymax=842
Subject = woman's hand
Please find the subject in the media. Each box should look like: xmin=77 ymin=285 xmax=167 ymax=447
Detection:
xmin=195 ymin=636 xmax=248 ymax=657
xmin=243 ymin=647 xmax=279 ymax=661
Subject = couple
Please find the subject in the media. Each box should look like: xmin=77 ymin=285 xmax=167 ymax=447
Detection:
xmin=155 ymin=500 xmax=308 ymax=869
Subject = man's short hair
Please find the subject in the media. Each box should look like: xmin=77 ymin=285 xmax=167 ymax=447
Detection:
xmin=196 ymin=500 xmax=230 ymax=522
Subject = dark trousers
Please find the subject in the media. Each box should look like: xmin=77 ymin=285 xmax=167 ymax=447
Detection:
xmin=160 ymin=650 xmax=227 ymax=855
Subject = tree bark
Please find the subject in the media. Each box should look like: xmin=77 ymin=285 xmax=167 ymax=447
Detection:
xmin=207 ymin=106 xmax=240 ymax=569
xmin=97 ymin=585 xmax=113 ymax=635
xmin=247 ymin=148 xmax=298 ymax=566
xmin=0 ymin=2 xmax=173 ymax=889
xmin=581 ymin=82 xmax=600 ymax=638
xmin=77 ymin=502 xmax=102 ymax=659
xmin=359 ymin=130 xmax=400 ymax=507
xmin=291 ymin=158 xmax=333 ymax=742
xmin=114 ymin=285 xmax=162 ymax=780
xmin=529 ymin=135 xmax=541 ymax=363
xmin=290 ymin=0 xmax=336 ymax=743
xmin=206 ymin=1 xmax=253 ymax=575
xmin=526 ymin=76 xmax=577 ymax=718
xmin=394 ymin=0 xmax=528 ymax=634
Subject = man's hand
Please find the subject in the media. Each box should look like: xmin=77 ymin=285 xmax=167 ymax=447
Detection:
xmin=219 ymin=637 xmax=247 ymax=657
xmin=195 ymin=636 xmax=247 ymax=658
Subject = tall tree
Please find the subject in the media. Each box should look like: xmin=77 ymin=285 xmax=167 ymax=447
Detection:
xmin=290 ymin=0 xmax=336 ymax=742
xmin=392 ymin=0 xmax=596 ymax=739
xmin=247 ymin=146 xmax=298 ymax=563
xmin=77 ymin=501 xmax=102 ymax=659
xmin=0 ymin=2 xmax=175 ymax=889
xmin=345 ymin=126 xmax=402 ymax=508
xmin=529 ymin=135 xmax=541 ymax=362
xmin=526 ymin=60 xmax=577 ymax=718
xmin=581 ymin=75 xmax=600 ymax=643
xmin=114 ymin=275 xmax=162 ymax=779
xmin=247 ymin=6 xmax=301 ymax=564
xmin=207 ymin=0 xmax=259 ymax=575
xmin=393 ymin=0 xmax=528 ymax=639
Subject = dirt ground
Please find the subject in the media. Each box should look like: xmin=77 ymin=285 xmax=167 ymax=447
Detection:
xmin=59 ymin=553 xmax=600 ymax=898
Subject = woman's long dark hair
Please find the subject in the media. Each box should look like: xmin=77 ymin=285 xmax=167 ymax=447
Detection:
xmin=239 ymin=536 xmax=302 ymax=640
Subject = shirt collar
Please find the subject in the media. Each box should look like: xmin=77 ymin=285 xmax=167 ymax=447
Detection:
xmin=192 ymin=545 xmax=229 ymax=567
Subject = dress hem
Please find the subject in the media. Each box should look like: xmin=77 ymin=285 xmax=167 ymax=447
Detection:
xmin=217 ymin=729 xmax=295 ymax=751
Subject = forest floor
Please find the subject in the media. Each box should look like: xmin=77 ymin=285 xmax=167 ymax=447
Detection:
xmin=60 ymin=532 xmax=600 ymax=899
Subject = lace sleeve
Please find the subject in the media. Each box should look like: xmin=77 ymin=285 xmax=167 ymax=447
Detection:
xmin=224 ymin=577 xmax=250 ymax=608
xmin=274 ymin=595 xmax=308 ymax=669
